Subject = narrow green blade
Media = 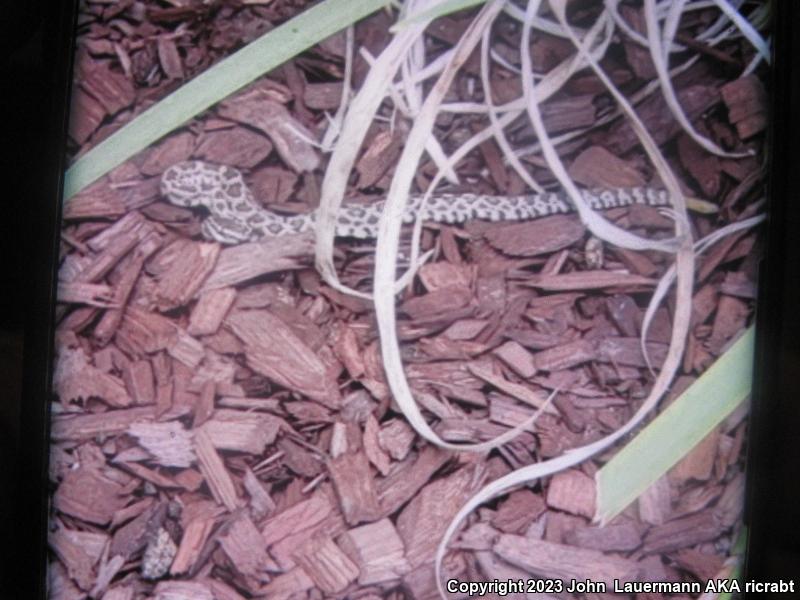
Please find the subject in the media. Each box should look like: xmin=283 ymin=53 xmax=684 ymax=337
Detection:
xmin=596 ymin=326 xmax=754 ymax=524
xmin=63 ymin=0 xmax=387 ymax=200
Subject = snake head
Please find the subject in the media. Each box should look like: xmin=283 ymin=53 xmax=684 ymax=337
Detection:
xmin=160 ymin=160 xmax=226 ymax=208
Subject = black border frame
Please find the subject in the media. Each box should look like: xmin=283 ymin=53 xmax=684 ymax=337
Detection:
xmin=743 ymin=0 xmax=800 ymax=587
xmin=3 ymin=1 xmax=798 ymax=597
xmin=2 ymin=1 xmax=77 ymax=596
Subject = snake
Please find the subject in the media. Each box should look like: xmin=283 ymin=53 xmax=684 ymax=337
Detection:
xmin=160 ymin=160 xmax=678 ymax=244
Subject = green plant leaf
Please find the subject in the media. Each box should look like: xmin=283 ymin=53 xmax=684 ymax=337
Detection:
xmin=595 ymin=326 xmax=754 ymax=524
xmin=63 ymin=0 xmax=387 ymax=201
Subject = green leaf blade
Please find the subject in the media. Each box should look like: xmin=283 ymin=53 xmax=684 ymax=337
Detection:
xmin=595 ymin=327 xmax=755 ymax=524
xmin=64 ymin=0 xmax=387 ymax=200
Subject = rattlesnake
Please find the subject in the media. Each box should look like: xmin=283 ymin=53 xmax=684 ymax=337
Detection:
xmin=160 ymin=160 xmax=677 ymax=244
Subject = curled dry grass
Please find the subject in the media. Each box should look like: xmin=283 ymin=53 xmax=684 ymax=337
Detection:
xmin=61 ymin=0 xmax=770 ymax=596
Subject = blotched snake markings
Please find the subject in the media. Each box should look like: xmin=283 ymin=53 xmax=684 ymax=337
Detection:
xmin=160 ymin=160 xmax=674 ymax=244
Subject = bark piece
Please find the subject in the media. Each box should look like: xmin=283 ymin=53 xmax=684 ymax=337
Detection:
xmin=152 ymin=241 xmax=220 ymax=311
xmin=69 ymin=86 xmax=106 ymax=144
xmin=720 ymin=74 xmax=768 ymax=139
xmin=293 ymin=535 xmax=359 ymax=594
xmin=49 ymin=526 xmax=107 ymax=590
xmin=54 ymin=467 xmax=127 ymax=525
xmin=141 ymin=132 xmax=195 ymax=176
xmin=157 ymin=35 xmax=184 ymax=79
xmin=194 ymin=428 xmax=239 ymax=511
xmin=123 ymin=359 xmax=155 ymax=405
xmin=492 ymin=340 xmax=537 ymax=378
xmin=669 ymin=428 xmax=719 ymax=484
xmin=304 ymin=82 xmax=344 ymax=110
xmin=355 ymin=127 xmax=404 ymax=188
xmin=243 ymin=467 xmax=275 ymax=520
xmin=52 ymin=406 xmax=165 ymax=441
xmin=568 ymin=145 xmax=646 ymax=188
xmin=468 ymin=363 xmax=557 ymax=414
xmin=63 ymin=179 xmax=127 ymax=220
xmin=188 ymin=287 xmax=237 ymax=336
xmin=639 ymin=476 xmax=673 ymax=526
xmin=378 ymin=419 xmax=415 ymax=461
xmin=261 ymin=493 xmax=333 ymax=546
xmin=218 ymin=89 xmax=319 ymax=173
xmin=484 ymin=215 xmax=585 ymax=257
xmin=152 ymin=581 xmax=214 ymax=600
xmin=533 ymin=339 xmax=596 ymax=372
xmin=546 ymin=469 xmax=596 ymax=519
xmin=642 ymin=510 xmax=723 ymax=554
xmin=396 ymin=466 xmax=477 ymax=568
xmin=363 ymin=414 xmax=391 ymax=475
xmin=493 ymin=534 xmax=644 ymax=587
xmin=564 ymin=521 xmax=643 ymax=552
xmin=328 ymin=451 xmax=382 ymax=525
xmin=492 ymin=488 xmax=546 ymax=534
xmin=201 ymin=409 xmax=281 ymax=455
xmin=194 ymin=126 xmax=273 ymax=169
xmin=170 ymin=514 xmax=216 ymax=575
xmin=54 ymin=346 xmax=132 ymax=408
xmin=218 ymin=513 xmax=271 ymax=579
xmin=338 ymin=518 xmax=411 ymax=585
xmin=259 ymin=567 xmax=314 ymax=600
xmin=605 ymin=85 xmax=721 ymax=154
xmin=127 ymin=421 xmax=196 ymax=468
xmin=79 ymin=61 xmax=134 ymax=115
xmin=526 ymin=270 xmax=656 ymax=291
xmin=226 ymin=309 xmax=341 ymax=407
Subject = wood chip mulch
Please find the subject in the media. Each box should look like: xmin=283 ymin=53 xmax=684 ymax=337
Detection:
xmin=51 ymin=2 xmax=766 ymax=599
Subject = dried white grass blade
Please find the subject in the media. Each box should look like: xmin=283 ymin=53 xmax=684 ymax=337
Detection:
xmin=376 ymin=0 xmax=543 ymax=453
xmin=596 ymin=327 xmax=754 ymax=524
xmin=422 ymin=7 xmax=615 ymax=206
xmin=314 ymin=9 xmax=434 ymax=299
xmin=435 ymin=0 xmax=700 ymax=593
xmin=479 ymin=26 xmax=544 ymax=193
xmin=710 ymin=0 xmax=771 ymax=64
xmin=320 ymin=25 xmax=355 ymax=151
xmin=643 ymin=0 xmax=749 ymax=158
xmin=522 ymin=1 xmax=680 ymax=253
xmin=640 ymin=214 xmax=765 ymax=371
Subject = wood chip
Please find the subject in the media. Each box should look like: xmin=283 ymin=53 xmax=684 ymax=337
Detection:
xmin=484 ymin=215 xmax=585 ymax=257
xmin=338 ymin=518 xmax=411 ymax=585
xmin=642 ymin=510 xmax=723 ymax=554
xmin=293 ymin=535 xmax=359 ymax=594
xmin=720 ymin=75 xmax=767 ymax=139
xmin=170 ymin=514 xmax=216 ymax=575
xmin=194 ymin=428 xmax=239 ymax=511
xmin=487 ymin=490 xmax=544 ymax=536
xmin=564 ymin=521 xmax=643 ymax=552
xmin=546 ymin=469 xmax=596 ymax=518
xmin=218 ymin=513 xmax=271 ymax=580
xmin=396 ymin=466 xmax=477 ymax=568
xmin=194 ymin=126 xmax=274 ymax=169
xmin=468 ymin=363 xmax=557 ymax=414
xmin=54 ymin=466 xmax=127 ymax=525
xmin=187 ymin=287 xmax=237 ymax=336
xmin=493 ymin=534 xmax=644 ymax=587
xmin=526 ymin=270 xmax=656 ymax=291
xmin=128 ymin=420 xmax=196 ymax=467
xmin=328 ymin=451 xmax=382 ymax=525
xmin=201 ymin=409 xmax=281 ymax=454
xmin=226 ymin=309 xmax=341 ymax=408
xmin=152 ymin=241 xmax=220 ymax=311
xmin=218 ymin=89 xmax=320 ymax=172
xmin=568 ymin=145 xmax=647 ymax=188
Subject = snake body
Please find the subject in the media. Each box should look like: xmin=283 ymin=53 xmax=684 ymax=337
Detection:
xmin=160 ymin=160 xmax=673 ymax=244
